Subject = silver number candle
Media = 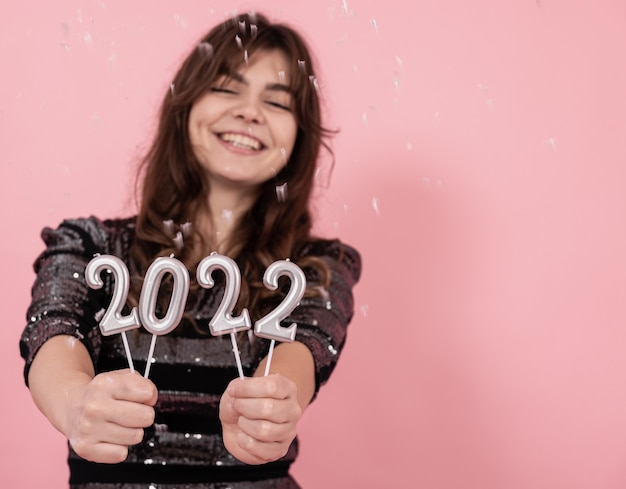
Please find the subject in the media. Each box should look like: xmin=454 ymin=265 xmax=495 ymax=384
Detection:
xmin=254 ymin=260 xmax=306 ymax=376
xmin=85 ymin=255 xmax=139 ymax=373
xmin=139 ymin=256 xmax=189 ymax=378
xmin=196 ymin=252 xmax=251 ymax=378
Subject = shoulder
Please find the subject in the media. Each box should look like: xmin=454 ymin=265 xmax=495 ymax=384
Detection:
xmin=39 ymin=215 xmax=137 ymax=258
xmin=300 ymin=238 xmax=362 ymax=285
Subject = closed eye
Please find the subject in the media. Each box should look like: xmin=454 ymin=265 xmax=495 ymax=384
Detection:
xmin=211 ymin=86 xmax=237 ymax=94
xmin=265 ymin=100 xmax=291 ymax=111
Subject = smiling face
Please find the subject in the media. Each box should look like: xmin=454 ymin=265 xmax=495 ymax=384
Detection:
xmin=188 ymin=49 xmax=298 ymax=198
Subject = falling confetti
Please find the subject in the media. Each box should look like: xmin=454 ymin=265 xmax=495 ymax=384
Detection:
xmin=309 ymin=76 xmax=320 ymax=92
xmin=173 ymin=232 xmax=184 ymax=251
xmin=180 ymin=221 xmax=193 ymax=238
xmin=174 ymin=14 xmax=188 ymax=29
xmin=276 ymin=183 xmax=288 ymax=202
xmin=163 ymin=219 xmax=175 ymax=236
xmin=370 ymin=18 xmax=379 ymax=34
xmin=314 ymin=286 xmax=330 ymax=301
xmin=82 ymin=32 xmax=93 ymax=46
xmin=221 ymin=209 xmax=234 ymax=225
xmin=372 ymin=197 xmax=380 ymax=215
xmin=198 ymin=42 xmax=214 ymax=58
xmin=542 ymin=137 xmax=557 ymax=151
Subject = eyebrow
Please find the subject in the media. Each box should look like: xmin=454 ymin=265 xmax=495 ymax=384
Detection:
xmin=227 ymin=72 xmax=292 ymax=94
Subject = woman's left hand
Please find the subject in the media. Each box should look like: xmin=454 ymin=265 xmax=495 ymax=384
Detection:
xmin=219 ymin=374 xmax=303 ymax=465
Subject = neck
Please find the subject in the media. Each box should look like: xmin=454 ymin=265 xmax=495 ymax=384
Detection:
xmin=202 ymin=184 xmax=259 ymax=253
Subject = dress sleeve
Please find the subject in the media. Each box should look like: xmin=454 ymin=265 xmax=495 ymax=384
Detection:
xmin=291 ymin=241 xmax=362 ymax=397
xmin=19 ymin=217 xmax=111 ymax=385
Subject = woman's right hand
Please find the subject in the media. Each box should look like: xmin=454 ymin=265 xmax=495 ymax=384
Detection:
xmin=28 ymin=335 xmax=158 ymax=465
xmin=64 ymin=369 xmax=158 ymax=464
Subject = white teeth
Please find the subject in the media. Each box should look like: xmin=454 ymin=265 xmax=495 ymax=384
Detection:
xmin=219 ymin=133 xmax=261 ymax=150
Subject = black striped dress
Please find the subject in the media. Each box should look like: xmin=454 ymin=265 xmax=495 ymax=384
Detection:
xmin=20 ymin=216 xmax=361 ymax=489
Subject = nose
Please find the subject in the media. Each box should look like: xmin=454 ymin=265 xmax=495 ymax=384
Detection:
xmin=232 ymin=95 xmax=264 ymax=124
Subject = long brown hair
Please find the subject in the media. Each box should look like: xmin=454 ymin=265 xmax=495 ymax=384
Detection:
xmin=128 ymin=12 xmax=334 ymax=327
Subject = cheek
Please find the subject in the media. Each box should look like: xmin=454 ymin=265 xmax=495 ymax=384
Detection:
xmin=283 ymin=120 xmax=298 ymax=153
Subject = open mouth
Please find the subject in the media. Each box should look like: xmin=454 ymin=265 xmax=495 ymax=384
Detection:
xmin=218 ymin=132 xmax=264 ymax=151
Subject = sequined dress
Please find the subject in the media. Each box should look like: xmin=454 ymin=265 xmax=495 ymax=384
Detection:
xmin=20 ymin=216 xmax=361 ymax=489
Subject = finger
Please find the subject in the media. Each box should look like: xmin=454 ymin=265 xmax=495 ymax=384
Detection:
xmin=99 ymin=422 xmax=146 ymax=447
xmin=90 ymin=371 xmax=158 ymax=406
xmin=111 ymin=372 xmax=158 ymax=405
xmin=73 ymin=440 xmax=130 ymax=465
xmin=232 ymin=397 xmax=300 ymax=423
xmin=236 ymin=431 xmax=289 ymax=464
xmin=107 ymin=401 xmax=155 ymax=429
xmin=219 ymin=392 xmax=239 ymax=425
xmin=237 ymin=416 xmax=297 ymax=444
xmin=229 ymin=374 xmax=294 ymax=400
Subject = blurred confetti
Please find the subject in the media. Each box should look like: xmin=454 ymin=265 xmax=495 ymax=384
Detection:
xmin=276 ymin=183 xmax=288 ymax=202
xmin=542 ymin=137 xmax=557 ymax=151
xmin=198 ymin=42 xmax=214 ymax=59
xmin=173 ymin=231 xmax=184 ymax=251
xmin=370 ymin=18 xmax=379 ymax=34
xmin=309 ymin=76 xmax=320 ymax=92
xmin=174 ymin=13 xmax=188 ymax=29
xmin=221 ymin=209 xmax=234 ymax=225
xmin=372 ymin=197 xmax=380 ymax=215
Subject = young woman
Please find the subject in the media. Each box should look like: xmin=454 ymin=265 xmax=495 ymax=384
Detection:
xmin=19 ymin=11 xmax=361 ymax=489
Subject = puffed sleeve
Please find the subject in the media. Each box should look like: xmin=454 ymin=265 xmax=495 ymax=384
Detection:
xmin=19 ymin=217 xmax=111 ymax=385
xmin=291 ymin=240 xmax=361 ymax=397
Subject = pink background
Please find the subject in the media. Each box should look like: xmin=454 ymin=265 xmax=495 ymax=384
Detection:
xmin=3 ymin=0 xmax=626 ymax=487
